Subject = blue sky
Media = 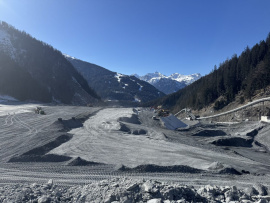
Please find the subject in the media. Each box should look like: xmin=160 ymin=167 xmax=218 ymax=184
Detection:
xmin=0 ymin=0 xmax=270 ymax=76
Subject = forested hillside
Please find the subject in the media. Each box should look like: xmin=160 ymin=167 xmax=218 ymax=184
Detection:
xmin=0 ymin=21 xmax=100 ymax=104
xmin=66 ymin=56 xmax=165 ymax=105
xmin=149 ymin=33 xmax=270 ymax=112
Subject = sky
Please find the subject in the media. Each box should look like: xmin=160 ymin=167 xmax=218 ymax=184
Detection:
xmin=0 ymin=0 xmax=270 ymax=76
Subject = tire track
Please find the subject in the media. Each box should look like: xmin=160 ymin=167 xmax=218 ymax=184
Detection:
xmin=3 ymin=114 xmax=11 ymax=126
xmin=3 ymin=114 xmax=14 ymax=127
xmin=13 ymin=116 xmax=38 ymax=135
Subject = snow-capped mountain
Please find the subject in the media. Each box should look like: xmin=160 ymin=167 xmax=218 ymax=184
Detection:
xmin=134 ymin=72 xmax=201 ymax=94
xmin=169 ymin=73 xmax=201 ymax=85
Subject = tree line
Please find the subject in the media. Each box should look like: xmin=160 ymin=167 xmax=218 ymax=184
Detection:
xmin=147 ymin=32 xmax=270 ymax=112
xmin=0 ymin=21 xmax=100 ymax=103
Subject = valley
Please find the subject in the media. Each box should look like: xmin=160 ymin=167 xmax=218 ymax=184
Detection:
xmin=1 ymin=2 xmax=270 ymax=201
xmin=0 ymin=102 xmax=270 ymax=202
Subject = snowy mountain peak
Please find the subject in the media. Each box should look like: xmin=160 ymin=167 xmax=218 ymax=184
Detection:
xmin=169 ymin=73 xmax=201 ymax=85
xmin=148 ymin=71 xmax=165 ymax=78
xmin=134 ymin=72 xmax=201 ymax=94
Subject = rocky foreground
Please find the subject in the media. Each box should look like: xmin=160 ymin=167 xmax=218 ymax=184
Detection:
xmin=1 ymin=178 xmax=270 ymax=203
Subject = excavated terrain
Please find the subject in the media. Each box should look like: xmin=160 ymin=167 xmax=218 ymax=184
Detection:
xmin=0 ymin=102 xmax=270 ymax=202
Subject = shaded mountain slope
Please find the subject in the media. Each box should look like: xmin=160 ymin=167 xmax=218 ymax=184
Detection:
xmin=0 ymin=21 xmax=99 ymax=104
xmin=66 ymin=55 xmax=165 ymax=104
xmin=147 ymin=33 xmax=270 ymax=112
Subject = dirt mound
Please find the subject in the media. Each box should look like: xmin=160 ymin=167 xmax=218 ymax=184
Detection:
xmin=117 ymin=164 xmax=203 ymax=173
xmin=119 ymin=123 xmax=131 ymax=133
xmin=118 ymin=114 xmax=141 ymax=124
xmin=192 ymin=129 xmax=226 ymax=137
xmin=67 ymin=157 xmax=102 ymax=166
xmin=23 ymin=134 xmax=73 ymax=156
xmin=8 ymin=154 xmax=71 ymax=162
xmin=246 ymin=129 xmax=259 ymax=137
xmin=218 ymin=167 xmax=242 ymax=175
xmin=207 ymin=162 xmax=243 ymax=175
xmin=8 ymin=134 xmax=73 ymax=163
xmin=212 ymin=137 xmax=253 ymax=147
xmin=207 ymin=161 xmax=225 ymax=170
xmin=61 ymin=119 xmax=83 ymax=130
xmin=119 ymin=123 xmax=147 ymax=135
xmin=132 ymin=129 xmax=147 ymax=135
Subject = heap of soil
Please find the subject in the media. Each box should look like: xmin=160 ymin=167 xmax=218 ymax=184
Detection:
xmin=67 ymin=157 xmax=102 ymax=166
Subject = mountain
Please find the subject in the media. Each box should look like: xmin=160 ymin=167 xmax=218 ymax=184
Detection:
xmin=65 ymin=55 xmax=165 ymax=105
xmin=134 ymin=72 xmax=201 ymax=94
xmin=0 ymin=21 xmax=100 ymax=104
xmin=147 ymin=32 xmax=270 ymax=113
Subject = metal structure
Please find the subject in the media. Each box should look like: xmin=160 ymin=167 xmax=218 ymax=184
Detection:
xmin=198 ymin=97 xmax=270 ymax=120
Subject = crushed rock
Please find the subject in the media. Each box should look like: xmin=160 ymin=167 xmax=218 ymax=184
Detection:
xmin=0 ymin=178 xmax=269 ymax=202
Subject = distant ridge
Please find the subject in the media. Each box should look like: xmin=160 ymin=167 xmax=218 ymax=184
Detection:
xmin=134 ymin=72 xmax=201 ymax=94
xmin=65 ymin=55 xmax=165 ymax=105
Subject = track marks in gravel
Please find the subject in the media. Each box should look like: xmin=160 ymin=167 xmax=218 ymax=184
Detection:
xmin=13 ymin=115 xmax=38 ymax=135
xmin=3 ymin=114 xmax=13 ymax=126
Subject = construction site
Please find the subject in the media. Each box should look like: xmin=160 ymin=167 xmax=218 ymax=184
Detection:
xmin=0 ymin=101 xmax=270 ymax=202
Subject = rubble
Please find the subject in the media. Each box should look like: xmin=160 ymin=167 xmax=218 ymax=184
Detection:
xmin=0 ymin=178 xmax=269 ymax=203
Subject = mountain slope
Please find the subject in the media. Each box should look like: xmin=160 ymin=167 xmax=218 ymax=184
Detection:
xmin=148 ymin=33 xmax=270 ymax=113
xmin=65 ymin=55 xmax=165 ymax=104
xmin=0 ymin=21 xmax=99 ymax=104
xmin=135 ymin=72 xmax=201 ymax=94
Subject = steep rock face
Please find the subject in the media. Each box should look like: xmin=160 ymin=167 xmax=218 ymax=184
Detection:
xmin=0 ymin=21 xmax=99 ymax=105
xmin=135 ymin=72 xmax=201 ymax=94
xmin=65 ymin=56 xmax=165 ymax=104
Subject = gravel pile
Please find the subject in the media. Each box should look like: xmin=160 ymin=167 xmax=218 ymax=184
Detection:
xmin=1 ymin=178 xmax=269 ymax=203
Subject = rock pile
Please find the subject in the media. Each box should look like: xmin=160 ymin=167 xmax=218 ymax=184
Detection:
xmin=0 ymin=178 xmax=269 ymax=202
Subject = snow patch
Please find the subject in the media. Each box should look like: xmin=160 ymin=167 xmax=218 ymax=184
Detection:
xmin=137 ymin=83 xmax=143 ymax=91
xmin=0 ymin=95 xmax=18 ymax=102
xmin=0 ymin=103 xmax=37 ymax=116
xmin=122 ymin=84 xmax=129 ymax=89
xmin=115 ymin=73 xmax=124 ymax=83
xmin=134 ymin=97 xmax=141 ymax=102
xmin=63 ymin=54 xmax=77 ymax=60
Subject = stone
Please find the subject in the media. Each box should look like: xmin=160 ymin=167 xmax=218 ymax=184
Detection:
xmin=143 ymin=181 xmax=155 ymax=193
xmin=254 ymin=184 xmax=268 ymax=196
xmin=256 ymin=199 xmax=268 ymax=203
xmin=244 ymin=186 xmax=259 ymax=196
xmin=47 ymin=179 xmax=53 ymax=186
xmin=126 ymin=183 xmax=139 ymax=191
xmin=147 ymin=198 xmax=162 ymax=203
xmin=38 ymin=195 xmax=51 ymax=203
xmin=104 ymin=193 xmax=117 ymax=203
xmin=240 ymin=200 xmax=253 ymax=203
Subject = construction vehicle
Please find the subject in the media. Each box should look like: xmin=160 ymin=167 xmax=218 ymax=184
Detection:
xmin=157 ymin=109 xmax=170 ymax=117
xmin=35 ymin=107 xmax=45 ymax=115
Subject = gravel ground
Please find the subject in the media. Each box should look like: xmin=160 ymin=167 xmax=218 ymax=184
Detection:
xmin=1 ymin=103 xmax=270 ymax=202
